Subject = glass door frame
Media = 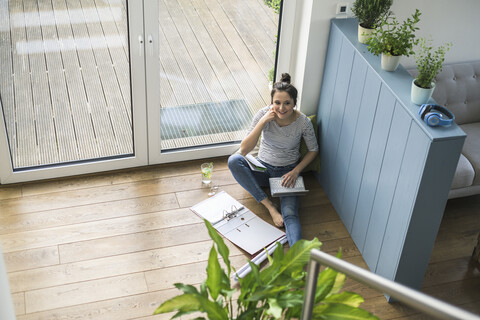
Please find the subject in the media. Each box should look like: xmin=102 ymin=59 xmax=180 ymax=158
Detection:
xmin=0 ymin=0 xmax=148 ymax=184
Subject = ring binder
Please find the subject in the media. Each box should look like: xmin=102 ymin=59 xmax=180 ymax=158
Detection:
xmin=191 ymin=191 xmax=286 ymax=256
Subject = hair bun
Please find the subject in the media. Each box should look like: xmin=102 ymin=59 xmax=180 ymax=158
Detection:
xmin=279 ymin=73 xmax=291 ymax=84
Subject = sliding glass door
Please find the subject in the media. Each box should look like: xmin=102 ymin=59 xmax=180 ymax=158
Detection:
xmin=147 ymin=0 xmax=281 ymax=163
xmin=0 ymin=0 xmax=281 ymax=183
xmin=0 ymin=0 xmax=147 ymax=183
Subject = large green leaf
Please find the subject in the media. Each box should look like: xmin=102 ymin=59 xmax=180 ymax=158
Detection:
xmin=206 ymin=246 xmax=223 ymax=300
xmin=267 ymin=238 xmax=322 ymax=283
xmin=323 ymin=292 xmax=364 ymax=307
xmin=315 ymin=268 xmax=337 ymax=302
xmin=174 ymin=283 xmax=198 ymax=294
xmin=153 ymin=293 xmax=228 ymax=320
xmin=204 ymin=220 xmax=231 ymax=276
xmin=329 ymin=272 xmax=346 ymax=296
xmin=313 ymin=303 xmax=379 ymax=320
xmin=245 ymin=284 xmax=287 ymax=301
xmin=266 ymin=298 xmax=283 ymax=319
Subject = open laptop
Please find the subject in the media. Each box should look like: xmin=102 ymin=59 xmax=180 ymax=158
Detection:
xmin=269 ymin=176 xmax=309 ymax=197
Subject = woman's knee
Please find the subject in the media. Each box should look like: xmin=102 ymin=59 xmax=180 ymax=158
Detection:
xmin=227 ymin=153 xmax=244 ymax=170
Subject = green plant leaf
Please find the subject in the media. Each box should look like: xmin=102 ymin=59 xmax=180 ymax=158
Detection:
xmin=204 ymin=220 xmax=231 ymax=276
xmin=261 ymin=238 xmax=322 ymax=284
xmin=330 ymin=272 xmax=346 ymax=296
xmin=313 ymin=303 xmax=379 ymax=320
xmin=315 ymin=268 xmax=337 ymax=302
xmin=206 ymin=246 xmax=223 ymax=300
xmin=324 ymin=292 xmax=365 ymax=307
xmin=153 ymin=293 xmax=228 ymax=320
xmin=174 ymin=283 xmax=199 ymax=294
xmin=266 ymin=298 xmax=283 ymax=319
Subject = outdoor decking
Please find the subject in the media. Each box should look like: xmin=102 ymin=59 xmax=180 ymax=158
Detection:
xmin=0 ymin=0 xmax=277 ymax=168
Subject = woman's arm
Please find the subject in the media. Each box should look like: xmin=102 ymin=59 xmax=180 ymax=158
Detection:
xmin=281 ymin=150 xmax=318 ymax=187
xmin=239 ymin=108 xmax=277 ymax=155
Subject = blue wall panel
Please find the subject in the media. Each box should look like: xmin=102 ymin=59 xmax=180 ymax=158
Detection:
xmin=322 ymin=39 xmax=355 ymax=197
xmin=318 ymin=24 xmax=343 ymax=193
xmin=376 ymin=123 xmax=429 ymax=282
xmin=330 ymin=53 xmax=368 ymax=212
xmin=362 ymin=104 xmax=412 ymax=272
xmin=340 ymin=70 xmax=381 ymax=232
xmin=350 ymin=86 xmax=396 ymax=251
xmin=316 ymin=18 xmax=466 ymax=292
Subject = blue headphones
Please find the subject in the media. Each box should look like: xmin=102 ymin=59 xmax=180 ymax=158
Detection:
xmin=418 ymin=104 xmax=455 ymax=127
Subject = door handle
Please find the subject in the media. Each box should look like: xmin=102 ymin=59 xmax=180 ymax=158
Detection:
xmin=147 ymin=35 xmax=154 ymax=56
xmin=138 ymin=35 xmax=144 ymax=56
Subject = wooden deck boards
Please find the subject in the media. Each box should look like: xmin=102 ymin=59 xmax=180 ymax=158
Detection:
xmin=1 ymin=0 xmax=277 ymax=168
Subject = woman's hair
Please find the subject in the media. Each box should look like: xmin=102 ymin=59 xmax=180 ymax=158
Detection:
xmin=270 ymin=73 xmax=298 ymax=105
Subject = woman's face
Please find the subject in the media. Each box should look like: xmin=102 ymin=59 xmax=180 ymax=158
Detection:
xmin=272 ymin=91 xmax=295 ymax=120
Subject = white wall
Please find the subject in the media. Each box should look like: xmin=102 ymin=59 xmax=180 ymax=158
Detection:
xmin=0 ymin=245 xmax=16 ymax=319
xmin=278 ymin=0 xmax=480 ymax=115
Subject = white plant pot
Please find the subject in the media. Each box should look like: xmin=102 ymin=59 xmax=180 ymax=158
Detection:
xmin=358 ymin=24 xmax=374 ymax=44
xmin=381 ymin=53 xmax=401 ymax=72
xmin=411 ymin=79 xmax=435 ymax=105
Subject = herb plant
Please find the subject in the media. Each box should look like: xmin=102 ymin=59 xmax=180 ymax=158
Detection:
xmin=366 ymin=9 xmax=421 ymax=57
xmin=153 ymin=219 xmax=379 ymax=320
xmin=414 ymin=37 xmax=452 ymax=89
xmin=351 ymin=0 xmax=393 ymax=29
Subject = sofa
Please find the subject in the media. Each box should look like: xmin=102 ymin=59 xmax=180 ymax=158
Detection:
xmin=409 ymin=61 xmax=480 ymax=199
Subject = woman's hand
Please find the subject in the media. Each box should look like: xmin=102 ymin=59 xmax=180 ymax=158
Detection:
xmin=282 ymin=169 xmax=299 ymax=188
xmin=260 ymin=107 xmax=277 ymax=125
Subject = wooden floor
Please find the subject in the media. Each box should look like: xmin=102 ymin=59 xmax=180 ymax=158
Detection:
xmin=0 ymin=157 xmax=479 ymax=319
xmin=0 ymin=0 xmax=276 ymax=168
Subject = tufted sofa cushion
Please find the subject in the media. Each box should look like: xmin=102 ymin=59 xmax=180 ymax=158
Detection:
xmin=409 ymin=61 xmax=480 ymax=198
xmin=461 ymin=123 xmax=480 ymax=185
xmin=431 ymin=62 xmax=480 ymax=125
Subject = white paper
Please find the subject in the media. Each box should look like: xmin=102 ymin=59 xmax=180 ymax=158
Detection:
xmin=191 ymin=191 xmax=244 ymax=224
xmin=245 ymin=154 xmax=267 ymax=172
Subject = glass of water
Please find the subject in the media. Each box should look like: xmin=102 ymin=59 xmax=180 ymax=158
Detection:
xmin=201 ymin=162 xmax=213 ymax=184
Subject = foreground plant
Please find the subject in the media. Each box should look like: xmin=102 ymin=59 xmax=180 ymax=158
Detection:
xmin=153 ymin=220 xmax=378 ymax=319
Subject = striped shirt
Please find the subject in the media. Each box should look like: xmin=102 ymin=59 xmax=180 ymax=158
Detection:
xmin=248 ymin=106 xmax=319 ymax=167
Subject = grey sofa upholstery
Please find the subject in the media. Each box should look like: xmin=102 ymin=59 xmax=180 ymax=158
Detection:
xmin=410 ymin=61 xmax=480 ymax=199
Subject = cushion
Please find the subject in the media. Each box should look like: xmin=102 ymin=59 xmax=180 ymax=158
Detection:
xmin=460 ymin=123 xmax=480 ymax=185
xmin=450 ymin=154 xmax=474 ymax=189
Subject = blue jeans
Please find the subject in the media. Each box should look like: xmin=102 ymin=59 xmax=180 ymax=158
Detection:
xmin=227 ymin=153 xmax=302 ymax=246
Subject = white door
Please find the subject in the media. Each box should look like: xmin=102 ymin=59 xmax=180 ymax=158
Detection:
xmin=0 ymin=0 xmax=148 ymax=183
xmin=145 ymin=0 xmax=280 ymax=164
xmin=0 ymin=0 xmax=281 ymax=183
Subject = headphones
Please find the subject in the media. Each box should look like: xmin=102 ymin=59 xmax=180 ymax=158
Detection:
xmin=418 ymin=104 xmax=455 ymax=127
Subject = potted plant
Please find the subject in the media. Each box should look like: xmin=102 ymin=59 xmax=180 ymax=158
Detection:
xmin=153 ymin=220 xmax=379 ymax=319
xmin=351 ymin=0 xmax=393 ymax=44
xmin=411 ymin=37 xmax=452 ymax=105
xmin=365 ymin=9 xmax=421 ymax=71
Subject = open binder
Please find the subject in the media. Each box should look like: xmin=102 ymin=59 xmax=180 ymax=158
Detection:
xmin=191 ymin=191 xmax=285 ymax=256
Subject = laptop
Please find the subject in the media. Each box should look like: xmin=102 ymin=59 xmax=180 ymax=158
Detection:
xmin=269 ymin=176 xmax=309 ymax=197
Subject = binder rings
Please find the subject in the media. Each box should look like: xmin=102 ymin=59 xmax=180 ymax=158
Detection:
xmin=191 ymin=191 xmax=285 ymax=256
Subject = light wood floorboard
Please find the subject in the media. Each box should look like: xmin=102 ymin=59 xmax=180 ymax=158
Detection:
xmin=0 ymin=157 xmax=479 ymax=319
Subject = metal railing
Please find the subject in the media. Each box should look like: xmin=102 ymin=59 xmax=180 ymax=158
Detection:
xmin=301 ymin=249 xmax=480 ymax=320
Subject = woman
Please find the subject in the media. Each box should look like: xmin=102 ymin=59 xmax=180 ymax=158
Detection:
xmin=228 ymin=73 xmax=318 ymax=245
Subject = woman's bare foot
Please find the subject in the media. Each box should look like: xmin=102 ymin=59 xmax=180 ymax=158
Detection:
xmin=261 ymin=198 xmax=284 ymax=227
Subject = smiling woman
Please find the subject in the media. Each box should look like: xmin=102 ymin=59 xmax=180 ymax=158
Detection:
xmin=228 ymin=73 xmax=319 ymax=246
